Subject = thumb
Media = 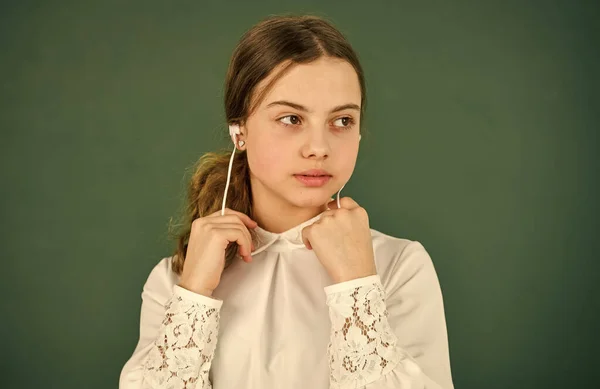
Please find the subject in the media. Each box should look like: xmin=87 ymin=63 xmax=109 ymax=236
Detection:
xmin=301 ymin=226 xmax=313 ymax=250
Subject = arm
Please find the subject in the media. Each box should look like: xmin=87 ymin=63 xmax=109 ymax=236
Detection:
xmin=325 ymin=241 xmax=454 ymax=389
xmin=119 ymin=259 xmax=222 ymax=389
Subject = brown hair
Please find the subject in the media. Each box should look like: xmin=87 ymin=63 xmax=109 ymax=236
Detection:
xmin=170 ymin=14 xmax=367 ymax=275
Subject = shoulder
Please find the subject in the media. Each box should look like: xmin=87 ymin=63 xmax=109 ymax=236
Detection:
xmin=369 ymin=228 xmax=439 ymax=291
xmin=370 ymin=227 xmax=428 ymax=262
xmin=141 ymin=256 xmax=180 ymax=304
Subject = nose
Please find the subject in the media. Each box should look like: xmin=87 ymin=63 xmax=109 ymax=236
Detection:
xmin=301 ymin=127 xmax=330 ymax=160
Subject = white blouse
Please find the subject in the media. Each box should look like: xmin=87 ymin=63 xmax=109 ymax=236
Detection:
xmin=119 ymin=212 xmax=454 ymax=389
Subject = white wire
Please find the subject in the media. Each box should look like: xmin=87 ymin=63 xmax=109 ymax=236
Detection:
xmin=221 ymin=142 xmax=237 ymax=216
xmin=336 ymin=183 xmax=345 ymax=209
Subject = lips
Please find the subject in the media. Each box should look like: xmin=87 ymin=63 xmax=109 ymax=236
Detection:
xmin=295 ymin=169 xmax=331 ymax=177
xmin=294 ymin=170 xmax=332 ymax=187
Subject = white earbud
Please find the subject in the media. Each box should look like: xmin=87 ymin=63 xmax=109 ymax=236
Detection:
xmin=222 ymin=124 xmax=241 ymax=216
xmin=229 ymin=124 xmax=240 ymax=144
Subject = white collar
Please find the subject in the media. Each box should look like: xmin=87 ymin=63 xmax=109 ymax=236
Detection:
xmin=251 ymin=211 xmax=324 ymax=254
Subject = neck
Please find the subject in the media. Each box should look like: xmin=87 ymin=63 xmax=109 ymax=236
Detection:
xmin=250 ymin=180 xmax=329 ymax=234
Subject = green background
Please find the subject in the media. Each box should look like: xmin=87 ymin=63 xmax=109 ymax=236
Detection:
xmin=1 ymin=1 xmax=598 ymax=388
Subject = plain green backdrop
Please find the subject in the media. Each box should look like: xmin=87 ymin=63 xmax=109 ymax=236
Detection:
xmin=1 ymin=1 xmax=598 ymax=388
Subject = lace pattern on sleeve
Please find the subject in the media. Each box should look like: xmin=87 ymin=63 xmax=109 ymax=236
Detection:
xmin=326 ymin=281 xmax=403 ymax=388
xmin=143 ymin=293 xmax=220 ymax=389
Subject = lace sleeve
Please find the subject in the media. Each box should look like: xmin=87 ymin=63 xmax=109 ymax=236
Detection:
xmin=325 ymin=275 xmax=404 ymax=389
xmin=142 ymin=285 xmax=221 ymax=389
xmin=324 ymin=242 xmax=454 ymax=389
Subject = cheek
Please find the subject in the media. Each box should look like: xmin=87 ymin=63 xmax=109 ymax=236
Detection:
xmin=337 ymin=143 xmax=359 ymax=175
xmin=247 ymin=136 xmax=290 ymax=179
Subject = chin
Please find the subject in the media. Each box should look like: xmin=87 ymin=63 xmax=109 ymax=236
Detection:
xmin=287 ymin=189 xmax=336 ymax=209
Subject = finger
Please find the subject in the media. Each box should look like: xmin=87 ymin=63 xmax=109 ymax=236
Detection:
xmin=223 ymin=217 xmax=256 ymax=252
xmin=301 ymin=226 xmax=312 ymax=250
xmin=327 ymin=196 xmax=360 ymax=210
xmin=208 ymin=222 xmax=253 ymax=253
xmin=319 ymin=209 xmax=337 ymax=218
xmin=237 ymin=245 xmax=254 ymax=263
xmin=212 ymin=226 xmax=253 ymax=262
xmin=208 ymin=208 xmax=258 ymax=229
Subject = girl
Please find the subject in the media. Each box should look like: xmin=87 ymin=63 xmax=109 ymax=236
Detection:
xmin=120 ymin=14 xmax=454 ymax=389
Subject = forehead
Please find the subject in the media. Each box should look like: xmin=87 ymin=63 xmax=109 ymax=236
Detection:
xmin=254 ymin=57 xmax=361 ymax=111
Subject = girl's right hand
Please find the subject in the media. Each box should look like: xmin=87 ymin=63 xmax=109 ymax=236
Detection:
xmin=178 ymin=208 xmax=258 ymax=297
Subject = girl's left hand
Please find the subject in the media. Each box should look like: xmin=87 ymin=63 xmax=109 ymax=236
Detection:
xmin=301 ymin=197 xmax=377 ymax=283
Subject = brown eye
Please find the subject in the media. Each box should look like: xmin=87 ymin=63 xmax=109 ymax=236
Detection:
xmin=280 ymin=115 xmax=301 ymax=125
xmin=333 ymin=117 xmax=355 ymax=129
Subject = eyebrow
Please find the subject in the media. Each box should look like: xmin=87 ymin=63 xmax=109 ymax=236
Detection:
xmin=266 ymin=100 xmax=360 ymax=113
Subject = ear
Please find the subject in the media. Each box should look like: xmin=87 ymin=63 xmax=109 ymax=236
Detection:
xmin=238 ymin=123 xmax=247 ymax=139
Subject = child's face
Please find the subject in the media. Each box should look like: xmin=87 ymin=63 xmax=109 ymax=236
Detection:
xmin=242 ymin=56 xmax=362 ymax=211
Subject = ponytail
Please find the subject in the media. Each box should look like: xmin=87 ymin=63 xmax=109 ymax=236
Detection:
xmin=170 ymin=149 xmax=254 ymax=275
